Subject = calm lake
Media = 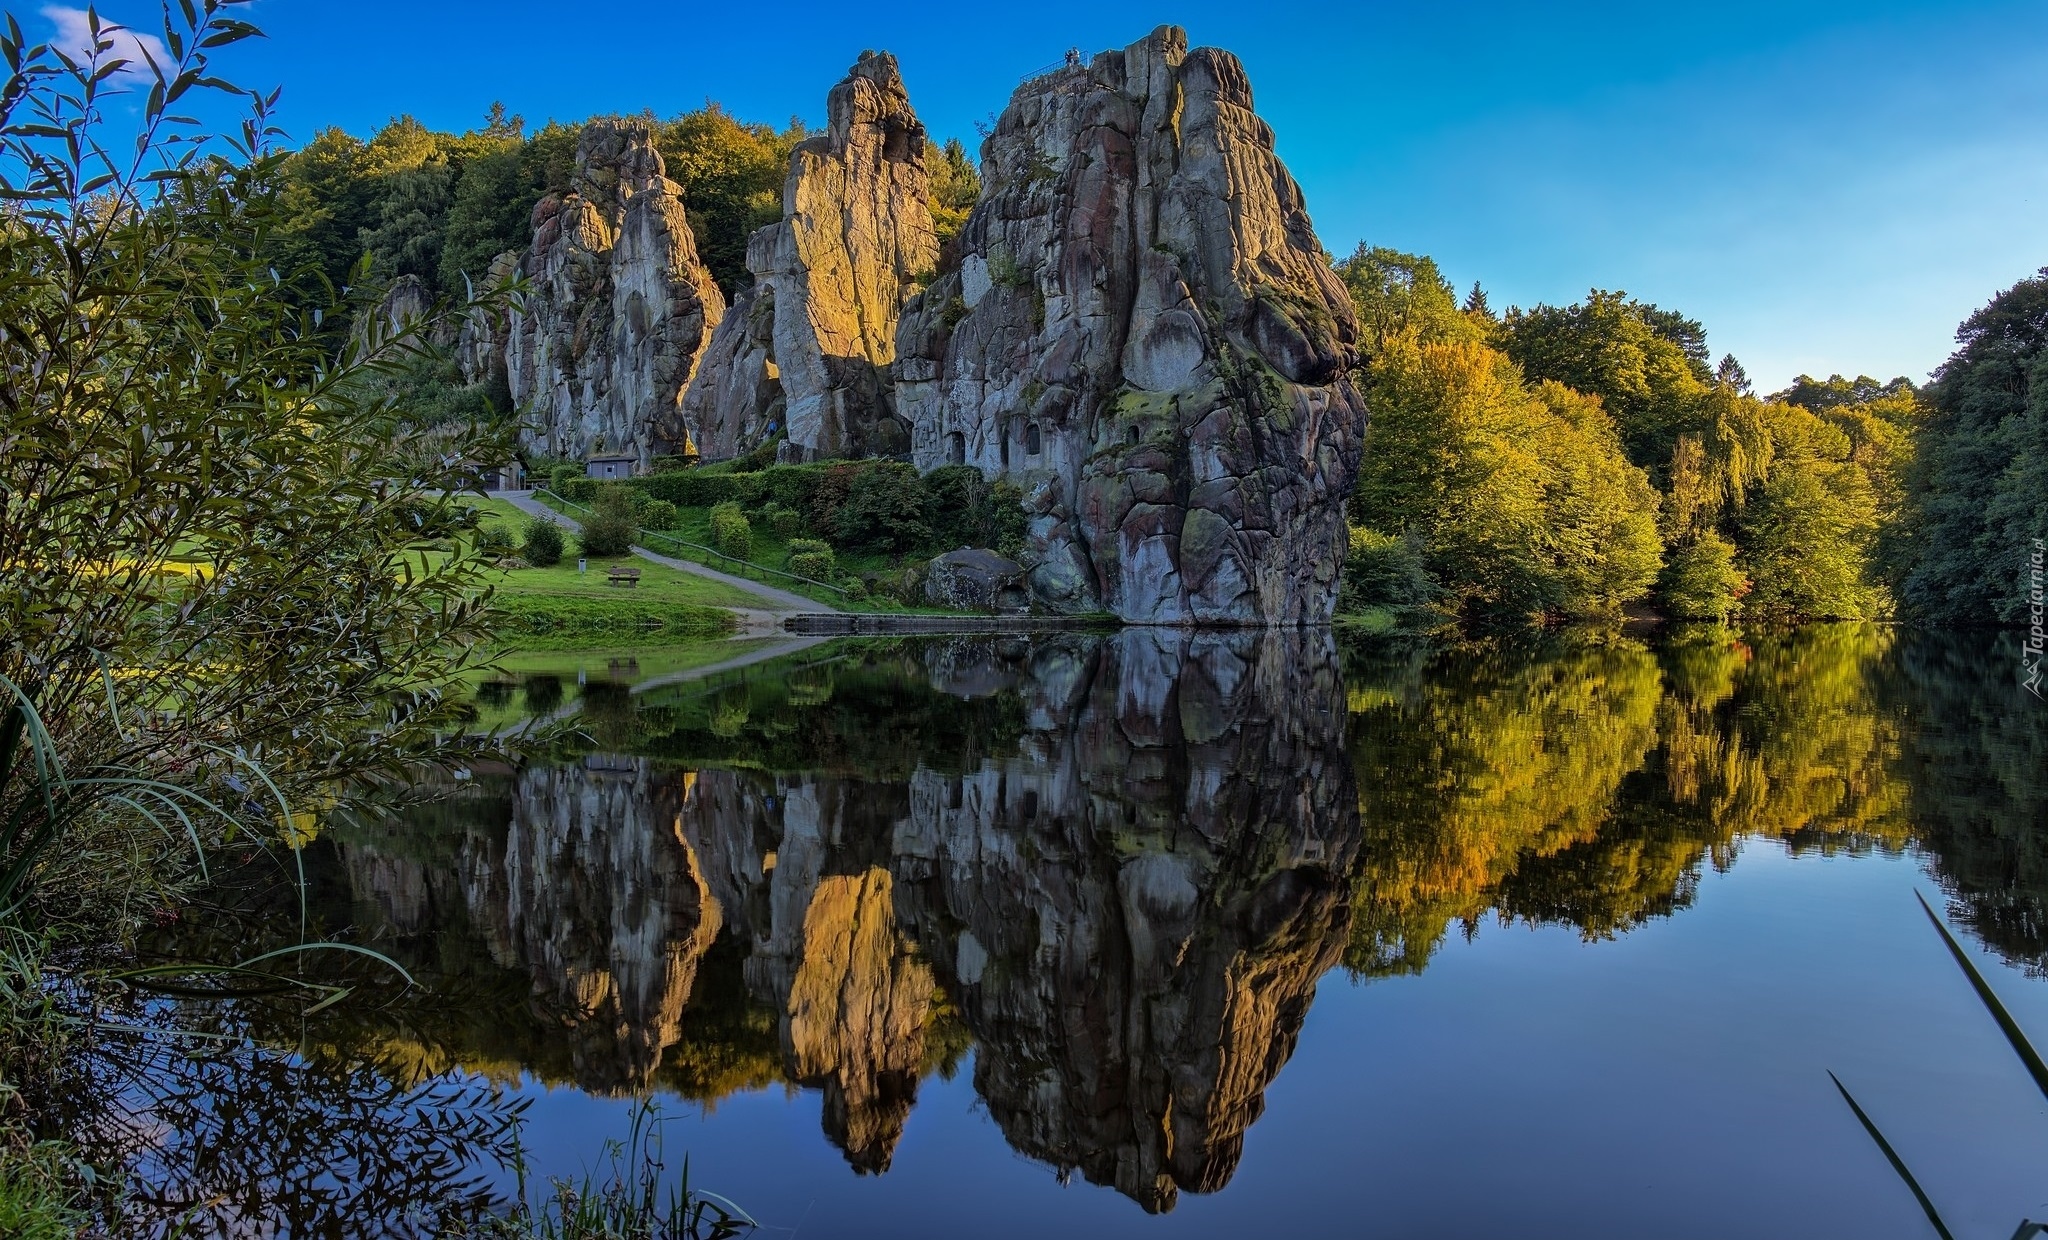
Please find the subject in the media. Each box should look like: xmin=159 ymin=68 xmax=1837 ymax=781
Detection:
xmin=88 ymin=624 xmax=2048 ymax=1238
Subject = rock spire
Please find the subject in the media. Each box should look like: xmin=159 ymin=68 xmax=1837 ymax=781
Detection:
xmin=893 ymin=26 xmax=1367 ymax=625
xmin=505 ymin=118 xmax=725 ymax=468
xmin=685 ymin=51 xmax=939 ymax=461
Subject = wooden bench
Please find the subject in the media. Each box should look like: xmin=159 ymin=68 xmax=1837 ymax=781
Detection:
xmin=605 ymin=566 xmax=641 ymax=588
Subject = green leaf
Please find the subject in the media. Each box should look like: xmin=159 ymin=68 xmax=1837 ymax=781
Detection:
xmin=1918 ymin=890 xmax=2048 ymax=1103
xmin=1828 ymin=1071 xmax=1956 ymax=1240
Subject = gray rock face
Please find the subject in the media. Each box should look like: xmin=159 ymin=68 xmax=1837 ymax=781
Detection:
xmin=506 ymin=120 xmax=726 ymax=469
xmin=923 ymin=547 xmax=1028 ymax=612
xmin=456 ymin=250 xmax=521 ymax=391
xmin=684 ymin=51 xmax=938 ymax=462
xmin=894 ymin=26 xmax=1366 ymax=625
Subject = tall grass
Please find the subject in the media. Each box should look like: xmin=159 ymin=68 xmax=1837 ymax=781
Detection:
xmin=455 ymin=1099 xmax=755 ymax=1240
xmin=1830 ymin=892 xmax=2048 ymax=1238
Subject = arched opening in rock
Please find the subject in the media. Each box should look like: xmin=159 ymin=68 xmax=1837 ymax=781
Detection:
xmin=1024 ymin=422 xmax=1043 ymax=456
xmin=947 ymin=432 xmax=965 ymax=466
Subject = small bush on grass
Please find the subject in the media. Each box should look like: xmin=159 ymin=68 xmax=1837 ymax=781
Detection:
xmin=709 ymin=501 xmax=752 ymax=561
xmin=522 ymin=518 xmax=565 ymax=567
xmin=476 ymin=524 xmax=515 ymax=557
xmin=785 ymin=538 xmax=836 ymax=581
xmin=577 ymin=488 xmax=638 ymax=558
xmin=640 ymin=499 xmax=679 ymax=531
xmin=759 ymin=503 xmax=805 ymax=540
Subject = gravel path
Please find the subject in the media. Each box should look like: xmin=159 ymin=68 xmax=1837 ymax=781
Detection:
xmin=500 ymin=491 xmax=839 ymax=623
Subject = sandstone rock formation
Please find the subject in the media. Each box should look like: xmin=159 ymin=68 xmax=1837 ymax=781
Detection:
xmin=456 ymin=250 xmax=521 ymax=393
xmin=335 ymin=628 xmax=1361 ymax=1201
xmin=894 ymin=26 xmax=1366 ymax=625
xmin=684 ymin=52 xmax=938 ymax=462
xmin=685 ymin=772 xmax=937 ymax=1173
xmin=505 ymin=120 xmax=725 ymax=468
xmin=922 ymin=547 xmax=1028 ymax=612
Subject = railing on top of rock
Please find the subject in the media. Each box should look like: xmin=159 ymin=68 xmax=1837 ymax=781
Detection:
xmin=1016 ymin=50 xmax=1092 ymax=91
xmin=530 ymin=489 xmax=854 ymax=601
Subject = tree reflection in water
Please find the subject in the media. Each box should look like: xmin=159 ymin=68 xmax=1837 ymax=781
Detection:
xmin=58 ymin=1011 xmax=523 ymax=1237
xmin=118 ymin=623 xmax=2046 ymax=1230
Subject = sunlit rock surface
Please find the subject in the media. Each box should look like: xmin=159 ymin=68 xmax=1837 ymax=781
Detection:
xmin=684 ymin=773 xmax=936 ymax=1172
xmin=895 ymin=27 xmax=1366 ymax=624
xmin=686 ymin=52 xmax=938 ymax=461
xmin=505 ymin=119 xmax=726 ymax=468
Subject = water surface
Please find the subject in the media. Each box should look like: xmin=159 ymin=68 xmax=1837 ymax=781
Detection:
xmin=99 ymin=625 xmax=2048 ymax=1237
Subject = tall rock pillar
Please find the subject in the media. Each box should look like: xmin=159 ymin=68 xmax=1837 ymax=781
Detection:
xmin=506 ymin=119 xmax=726 ymax=470
xmin=685 ymin=52 xmax=938 ymax=461
xmin=894 ymin=27 xmax=1367 ymax=625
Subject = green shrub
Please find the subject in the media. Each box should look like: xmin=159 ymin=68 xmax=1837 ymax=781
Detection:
xmin=1660 ymin=530 xmax=1748 ymax=621
xmin=756 ymin=464 xmax=824 ymax=513
xmin=735 ymin=437 xmax=780 ymax=472
xmin=629 ymin=470 xmax=744 ymax=508
xmin=521 ymin=516 xmax=564 ymax=567
xmin=649 ymin=455 xmax=694 ymax=474
xmin=640 ymin=499 xmax=679 ymax=531
xmin=549 ymin=464 xmax=582 ymax=494
xmin=709 ymin=500 xmax=752 ymax=561
xmin=833 ymin=462 xmax=931 ymax=554
xmin=984 ymin=480 xmax=1028 ymax=555
xmin=785 ymin=538 xmax=836 ymax=581
xmin=577 ymin=487 xmax=638 ymax=557
xmin=559 ymin=477 xmax=598 ymax=503
xmin=759 ymin=502 xmax=805 ymax=540
xmin=475 ymin=524 xmax=515 ymax=556
xmin=922 ymin=465 xmax=1028 ymax=554
xmin=1341 ymin=527 xmax=1433 ymax=611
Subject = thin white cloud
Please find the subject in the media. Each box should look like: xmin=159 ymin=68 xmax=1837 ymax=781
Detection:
xmin=41 ymin=6 xmax=171 ymax=81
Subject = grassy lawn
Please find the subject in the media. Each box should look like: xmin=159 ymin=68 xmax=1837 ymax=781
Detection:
xmin=454 ymin=494 xmax=771 ymax=643
xmin=469 ymin=495 xmax=762 ymax=609
xmin=531 ymin=492 xmax=963 ymax=615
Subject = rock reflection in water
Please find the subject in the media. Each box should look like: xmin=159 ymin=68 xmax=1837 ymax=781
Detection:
xmin=342 ymin=629 xmax=1358 ymax=1209
xmin=888 ymin=629 xmax=1360 ymax=1212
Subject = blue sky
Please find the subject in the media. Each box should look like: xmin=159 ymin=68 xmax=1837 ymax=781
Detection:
xmin=52 ymin=0 xmax=2048 ymax=390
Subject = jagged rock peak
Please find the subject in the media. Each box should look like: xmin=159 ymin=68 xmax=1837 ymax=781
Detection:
xmin=507 ymin=118 xmax=726 ymax=469
xmin=684 ymin=51 xmax=938 ymax=462
xmin=895 ymin=25 xmax=1366 ymax=626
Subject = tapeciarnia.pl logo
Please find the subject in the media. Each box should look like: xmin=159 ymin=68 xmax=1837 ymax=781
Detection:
xmin=2026 ymin=537 xmax=2045 ymax=699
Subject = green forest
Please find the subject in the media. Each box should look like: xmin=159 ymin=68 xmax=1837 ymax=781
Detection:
xmin=1337 ymin=247 xmax=2046 ymax=628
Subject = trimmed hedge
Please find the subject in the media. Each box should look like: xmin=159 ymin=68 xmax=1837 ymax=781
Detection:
xmin=622 ymin=460 xmax=860 ymax=513
xmin=708 ymin=500 xmax=752 ymax=561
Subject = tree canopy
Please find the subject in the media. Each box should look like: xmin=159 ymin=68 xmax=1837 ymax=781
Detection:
xmin=1896 ymin=269 xmax=2048 ymax=625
